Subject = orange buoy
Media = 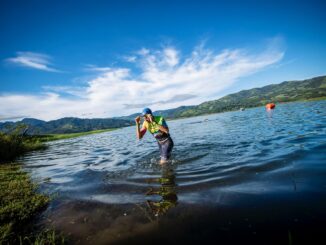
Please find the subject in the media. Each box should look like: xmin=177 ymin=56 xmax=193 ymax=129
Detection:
xmin=265 ymin=103 xmax=276 ymax=110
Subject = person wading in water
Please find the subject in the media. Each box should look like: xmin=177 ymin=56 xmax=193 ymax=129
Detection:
xmin=135 ymin=108 xmax=174 ymax=165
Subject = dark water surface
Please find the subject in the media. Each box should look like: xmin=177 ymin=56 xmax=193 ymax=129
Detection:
xmin=19 ymin=101 xmax=326 ymax=244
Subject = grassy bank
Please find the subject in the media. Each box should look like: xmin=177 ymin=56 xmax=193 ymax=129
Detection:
xmin=0 ymin=164 xmax=64 ymax=244
xmin=0 ymin=127 xmax=117 ymax=243
xmin=0 ymin=129 xmax=65 ymax=243
xmin=0 ymin=132 xmax=47 ymax=163
xmin=33 ymin=128 xmax=118 ymax=142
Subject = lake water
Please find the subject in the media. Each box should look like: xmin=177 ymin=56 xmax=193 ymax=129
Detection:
xmin=19 ymin=101 xmax=326 ymax=244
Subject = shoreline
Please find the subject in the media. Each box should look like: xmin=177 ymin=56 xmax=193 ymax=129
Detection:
xmin=34 ymin=128 xmax=119 ymax=142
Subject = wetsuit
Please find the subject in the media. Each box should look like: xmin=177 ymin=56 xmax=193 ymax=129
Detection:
xmin=142 ymin=116 xmax=174 ymax=161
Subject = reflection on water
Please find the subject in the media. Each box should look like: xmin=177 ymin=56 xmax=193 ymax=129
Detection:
xmin=145 ymin=163 xmax=178 ymax=217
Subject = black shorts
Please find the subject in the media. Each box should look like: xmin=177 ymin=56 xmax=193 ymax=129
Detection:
xmin=157 ymin=137 xmax=174 ymax=161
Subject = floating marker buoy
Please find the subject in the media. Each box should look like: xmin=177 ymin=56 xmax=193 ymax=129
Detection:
xmin=265 ymin=103 xmax=276 ymax=110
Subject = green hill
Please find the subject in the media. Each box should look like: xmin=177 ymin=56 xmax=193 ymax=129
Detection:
xmin=164 ymin=75 xmax=326 ymax=118
xmin=0 ymin=117 xmax=133 ymax=135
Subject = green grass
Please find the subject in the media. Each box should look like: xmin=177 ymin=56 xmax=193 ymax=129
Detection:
xmin=0 ymin=132 xmax=47 ymax=162
xmin=0 ymin=164 xmax=65 ymax=244
xmin=301 ymin=96 xmax=326 ymax=102
xmin=0 ymin=126 xmax=66 ymax=243
xmin=20 ymin=229 xmax=66 ymax=245
xmin=34 ymin=128 xmax=117 ymax=142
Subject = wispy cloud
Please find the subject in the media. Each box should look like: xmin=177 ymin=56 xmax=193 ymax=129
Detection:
xmin=5 ymin=52 xmax=61 ymax=72
xmin=123 ymin=94 xmax=197 ymax=108
xmin=42 ymin=85 xmax=87 ymax=98
xmin=123 ymin=56 xmax=137 ymax=63
xmin=0 ymin=115 xmax=29 ymax=122
xmin=0 ymin=38 xmax=284 ymax=120
xmin=84 ymin=64 xmax=112 ymax=72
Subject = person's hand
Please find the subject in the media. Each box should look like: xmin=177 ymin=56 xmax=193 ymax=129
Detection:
xmin=135 ymin=116 xmax=141 ymax=124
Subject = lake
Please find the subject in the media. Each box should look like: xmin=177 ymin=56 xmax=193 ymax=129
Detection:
xmin=19 ymin=100 xmax=326 ymax=244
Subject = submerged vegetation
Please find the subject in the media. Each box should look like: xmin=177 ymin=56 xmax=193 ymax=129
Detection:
xmin=0 ymin=164 xmax=65 ymax=244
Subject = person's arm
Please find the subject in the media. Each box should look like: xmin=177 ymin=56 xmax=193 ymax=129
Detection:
xmin=135 ymin=116 xmax=146 ymax=139
xmin=157 ymin=124 xmax=169 ymax=134
xmin=156 ymin=117 xmax=169 ymax=134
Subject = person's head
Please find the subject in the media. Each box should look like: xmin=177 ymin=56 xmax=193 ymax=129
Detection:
xmin=141 ymin=108 xmax=153 ymax=122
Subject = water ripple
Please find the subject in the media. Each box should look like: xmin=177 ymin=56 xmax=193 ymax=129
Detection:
xmin=19 ymin=101 xmax=326 ymax=204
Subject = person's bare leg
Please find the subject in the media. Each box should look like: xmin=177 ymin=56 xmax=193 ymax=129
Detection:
xmin=160 ymin=158 xmax=167 ymax=165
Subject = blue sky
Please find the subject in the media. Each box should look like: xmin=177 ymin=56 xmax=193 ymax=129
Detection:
xmin=0 ymin=0 xmax=325 ymax=120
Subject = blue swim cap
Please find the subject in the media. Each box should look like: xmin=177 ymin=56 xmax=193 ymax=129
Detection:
xmin=141 ymin=108 xmax=152 ymax=116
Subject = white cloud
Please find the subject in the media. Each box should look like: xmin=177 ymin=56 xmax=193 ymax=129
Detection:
xmin=5 ymin=52 xmax=61 ymax=72
xmin=84 ymin=64 xmax=112 ymax=72
xmin=123 ymin=56 xmax=137 ymax=62
xmin=163 ymin=48 xmax=179 ymax=66
xmin=42 ymin=85 xmax=87 ymax=98
xmin=0 ymin=39 xmax=284 ymax=120
xmin=138 ymin=48 xmax=150 ymax=56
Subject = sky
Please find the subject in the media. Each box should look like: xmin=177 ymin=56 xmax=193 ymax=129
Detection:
xmin=0 ymin=0 xmax=325 ymax=121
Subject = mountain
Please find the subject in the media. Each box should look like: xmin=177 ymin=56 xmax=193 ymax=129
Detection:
xmin=0 ymin=117 xmax=133 ymax=135
xmin=1 ymin=75 xmax=325 ymax=134
xmin=153 ymin=106 xmax=195 ymax=118
xmin=115 ymin=106 xmax=196 ymax=120
xmin=154 ymin=75 xmax=326 ymax=118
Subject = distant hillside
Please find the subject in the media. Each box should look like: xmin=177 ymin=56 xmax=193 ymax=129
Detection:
xmin=1 ymin=75 xmax=325 ymax=134
xmin=0 ymin=117 xmax=133 ymax=135
xmin=155 ymin=75 xmax=326 ymax=118
xmin=116 ymin=105 xmax=196 ymax=120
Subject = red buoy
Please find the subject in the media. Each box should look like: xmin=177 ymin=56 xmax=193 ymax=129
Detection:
xmin=266 ymin=103 xmax=276 ymax=110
